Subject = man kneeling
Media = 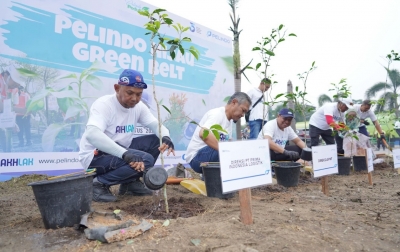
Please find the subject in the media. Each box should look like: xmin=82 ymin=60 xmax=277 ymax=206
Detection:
xmin=258 ymin=108 xmax=307 ymax=161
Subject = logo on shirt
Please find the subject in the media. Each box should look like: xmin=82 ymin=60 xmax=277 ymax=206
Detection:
xmin=333 ymin=115 xmax=342 ymax=121
xmin=116 ymin=125 xmax=135 ymax=133
xmin=219 ymin=133 xmax=230 ymax=141
xmin=275 ymin=139 xmax=288 ymax=146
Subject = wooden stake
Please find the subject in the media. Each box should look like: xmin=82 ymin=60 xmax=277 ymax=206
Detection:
xmin=239 ymin=188 xmax=253 ymax=225
xmin=363 ymin=149 xmax=373 ymax=186
xmin=321 ymin=176 xmax=329 ymax=196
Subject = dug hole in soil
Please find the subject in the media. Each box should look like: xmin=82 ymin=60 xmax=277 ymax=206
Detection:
xmin=1 ymin=165 xmax=400 ymax=251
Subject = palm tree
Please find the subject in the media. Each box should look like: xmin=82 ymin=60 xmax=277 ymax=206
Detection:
xmin=365 ymin=68 xmax=400 ymax=116
xmin=317 ymin=94 xmax=333 ymax=107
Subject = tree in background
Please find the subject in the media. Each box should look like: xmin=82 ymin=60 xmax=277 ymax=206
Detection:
xmin=228 ymin=0 xmax=251 ymax=139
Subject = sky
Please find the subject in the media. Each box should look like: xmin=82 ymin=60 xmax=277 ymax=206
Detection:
xmin=143 ymin=0 xmax=400 ymax=107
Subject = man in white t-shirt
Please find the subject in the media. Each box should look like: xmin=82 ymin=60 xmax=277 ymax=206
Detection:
xmin=246 ymin=78 xmax=271 ymax=139
xmin=79 ymin=69 xmax=175 ymax=202
xmin=258 ymin=108 xmax=307 ymax=161
xmin=350 ymin=100 xmax=385 ymax=138
xmin=394 ymin=120 xmax=400 ymax=137
xmin=309 ymin=98 xmax=352 ymax=154
xmin=185 ymin=92 xmax=251 ymax=173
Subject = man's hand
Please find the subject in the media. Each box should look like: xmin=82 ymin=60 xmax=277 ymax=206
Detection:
xmin=381 ymin=133 xmax=386 ymax=141
xmin=122 ymin=151 xmax=144 ymax=172
xmin=283 ymin=150 xmax=300 ymax=161
xmin=363 ymin=119 xmax=370 ymax=126
xmin=159 ymin=136 xmax=175 ymax=156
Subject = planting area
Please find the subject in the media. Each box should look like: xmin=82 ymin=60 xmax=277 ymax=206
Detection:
xmin=1 ymin=165 xmax=400 ymax=252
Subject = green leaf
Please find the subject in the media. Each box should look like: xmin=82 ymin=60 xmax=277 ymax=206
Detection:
xmin=223 ymin=78 xmax=226 ymax=84
xmin=182 ymin=37 xmax=191 ymax=42
xmin=223 ymin=96 xmax=231 ymax=103
xmin=265 ymin=50 xmax=275 ymax=56
xmin=170 ymin=51 xmax=176 ymax=60
xmin=312 ymin=61 xmax=315 ymax=67
xmin=178 ymin=45 xmax=185 ymax=56
xmin=278 ymin=38 xmax=285 ymax=43
xmin=16 ymin=68 xmax=38 ymax=77
xmin=201 ymin=99 xmax=206 ymax=106
xmin=85 ymin=74 xmax=103 ymax=90
xmin=114 ymin=209 xmax=121 ymax=214
xmin=138 ymin=9 xmax=150 ymax=17
xmin=288 ymin=33 xmax=297 ymax=37
xmin=252 ymin=47 xmax=261 ymax=51
xmin=164 ymin=18 xmax=173 ymax=25
xmin=153 ymin=8 xmax=166 ymax=14
xmin=64 ymin=104 xmax=84 ymax=121
xmin=172 ymin=25 xmax=179 ymax=33
xmin=26 ymin=98 xmax=45 ymax=114
xmin=162 ymin=105 xmax=171 ymax=114
xmin=275 ymin=93 xmax=284 ymax=99
xmin=210 ymin=124 xmax=228 ymax=134
xmin=190 ymin=120 xmax=200 ymax=126
xmin=278 ymin=24 xmax=284 ymax=30
xmin=189 ymin=49 xmax=199 ymax=60
xmin=182 ymin=27 xmax=190 ymax=32
xmin=202 ymin=129 xmax=210 ymax=139
xmin=211 ymin=129 xmax=220 ymax=140
xmin=41 ymin=123 xmax=71 ymax=151
xmin=255 ymin=63 xmax=261 ymax=71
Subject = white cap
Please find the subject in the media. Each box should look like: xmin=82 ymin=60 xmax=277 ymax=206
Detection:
xmin=339 ymin=97 xmax=353 ymax=108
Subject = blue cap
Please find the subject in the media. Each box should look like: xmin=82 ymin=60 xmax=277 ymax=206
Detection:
xmin=279 ymin=108 xmax=294 ymax=118
xmin=118 ymin=69 xmax=147 ymax=89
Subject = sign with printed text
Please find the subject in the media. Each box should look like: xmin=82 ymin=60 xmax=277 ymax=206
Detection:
xmin=219 ymin=139 xmax=272 ymax=193
xmin=366 ymin=148 xmax=374 ymax=172
xmin=312 ymin=145 xmax=338 ymax=178
xmin=392 ymin=149 xmax=400 ymax=169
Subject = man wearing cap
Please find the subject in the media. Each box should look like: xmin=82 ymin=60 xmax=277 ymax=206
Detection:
xmin=350 ymin=100 xmax=385 ymax=138
xmin=79 ymin=69 xmax=175 ymax=202
xmin=258 ymin=108 xmax=307 ymax=161
xmin=185 ymin=92 xmax=251 ymax=173
xmin=246 ymin=78 xmax=271 ymax=139
xmin=309 ymin=98 xmax=353 ymax=154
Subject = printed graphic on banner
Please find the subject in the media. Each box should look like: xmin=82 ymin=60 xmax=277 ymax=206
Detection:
xmin=0 ymin=0 xmax=233 ymax=178
xmin=312 ymin=145 xmax=338 ymax=178
xmin=219 ymin=139 xmax=272 ymax=193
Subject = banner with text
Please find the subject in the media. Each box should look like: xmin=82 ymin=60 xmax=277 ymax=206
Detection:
xmin=0 ymin=0 xmax=233 ymax=178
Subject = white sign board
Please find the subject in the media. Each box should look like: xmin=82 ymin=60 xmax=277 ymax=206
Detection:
xmin=366 ymin=148 xmax=374 ymax=172
xmin=392 ymin=149 xmax=400 ymax=169
xmin=0 ymin=112 xmax=16 ymax=128
xmin=312 ymin=145 xmax=338 ymax=178
xmin=219 ymin=139 xmax=272 ymax=193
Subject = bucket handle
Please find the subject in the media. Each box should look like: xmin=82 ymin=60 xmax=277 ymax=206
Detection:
xmin=47 ymin=169 xmax=96 ymax=181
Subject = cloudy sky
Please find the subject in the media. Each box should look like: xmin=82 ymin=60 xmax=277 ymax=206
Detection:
xmin=144 ymin=0 xmax=400 ymax=107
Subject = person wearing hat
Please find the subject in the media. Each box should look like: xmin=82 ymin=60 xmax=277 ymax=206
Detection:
xmin=349 ymin=100 xmax=385 ymax=138
xmin=258 ymin=108 xmax=307 ymax=161
xmin=246 ymin=78 xmax=271 ymax=139
xmin=309 ymin=97 xmax=353 ymax=154
xmin=185 ymin=92 xmax=251 ymax=173
xmin=79 ymin=69 xmax=175 ymax=202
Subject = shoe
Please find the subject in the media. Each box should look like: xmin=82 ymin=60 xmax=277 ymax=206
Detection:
xmin=92 ymin=178 xmax=117 ymax=202
xmin=118 ymin=179 xmax=153 ymax=196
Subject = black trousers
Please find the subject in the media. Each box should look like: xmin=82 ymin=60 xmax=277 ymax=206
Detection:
xmin=270 ymin=145 xmax=302 ymax=161
xmin=309 ymin=124 xmax=344 ymax=154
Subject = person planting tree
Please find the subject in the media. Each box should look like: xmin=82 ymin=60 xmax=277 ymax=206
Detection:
xmin=78 ymin=69 xmax=175 ymax=202
xmin=349 ymin=100 xmax=385 ymax=139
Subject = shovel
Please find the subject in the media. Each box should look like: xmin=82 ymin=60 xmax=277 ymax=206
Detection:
xmin=382 ymin=139 xmax=393 ymax=152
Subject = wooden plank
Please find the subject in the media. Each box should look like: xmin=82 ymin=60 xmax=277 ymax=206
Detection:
xmin=363 ymin=149 xmax=373 ymax=186
xmin=239 ymin=188 xmax=253 ymax=225
xmin=321 ymin=176 xmax=329 ymax=196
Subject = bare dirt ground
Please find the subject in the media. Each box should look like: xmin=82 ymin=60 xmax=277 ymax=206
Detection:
xmin=1 ymin=164 xmax=400 ymax=252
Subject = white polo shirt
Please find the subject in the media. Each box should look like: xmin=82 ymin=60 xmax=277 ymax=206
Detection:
xmin=309 ymin=102 xmax=345 ymax=130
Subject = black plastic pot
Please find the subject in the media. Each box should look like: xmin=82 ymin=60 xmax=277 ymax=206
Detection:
xmin=337 ymin=156 xmax=351 ymax=175
xmin=202 ymin=163 xmax=235 ymax=199
xmin=300 ymin=147 xmax=312 ymax=161
xmin=143 ymin=167 xmax=168 ymax=190
xmin=28 ymin=173 xmax=95 ymax=229
xmin=274 ymin=162 xmax=301 ymax=187
xmin=353 ymin=156 xmax=367 ymax=171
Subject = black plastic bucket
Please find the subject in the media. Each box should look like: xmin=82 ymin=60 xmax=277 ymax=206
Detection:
xmin=273 ymin=162 xmax=301 ymax=187
xmin=28 ymin=173 xmax=95 ymax=229
xmin=338 ymin=156 xmax=351 ymax=175
xmin=353 ymin=156 xmax=367 ymax=171
xmin=202 ymin=163 xmax=235 ymax=199
xmin=300 ymin=147 xmax=312 ymax=161
xmin=143 ymin=167 xmax=168 ymax=190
